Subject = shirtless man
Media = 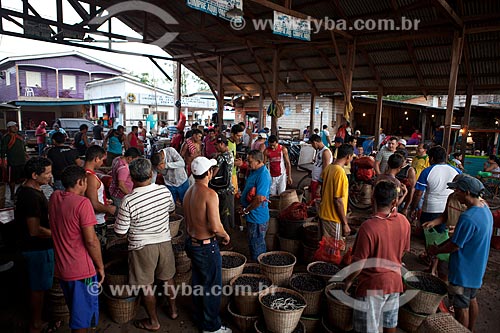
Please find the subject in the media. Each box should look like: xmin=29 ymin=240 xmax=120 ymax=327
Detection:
xmin=183 ymin=156 xmax=231 ymax=333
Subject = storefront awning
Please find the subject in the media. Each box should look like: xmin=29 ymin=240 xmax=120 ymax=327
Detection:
xmin=13 ymin=96 xmax=121 ymax=107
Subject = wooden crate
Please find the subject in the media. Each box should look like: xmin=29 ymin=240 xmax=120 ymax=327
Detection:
xmin=278 ymin=128 xmax=301 ymax=140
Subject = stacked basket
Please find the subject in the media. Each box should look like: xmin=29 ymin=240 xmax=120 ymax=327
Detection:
xmin=258 ymin=251 xmax=297 ymax=287
xmin=266 ymin=209 xmax=280 ymax=251
xmin=398 ymin=271 xmax=449 ymax=332
xmin=221 ymin=251 xmax=247 ymax=313
xmin=324 ymin=283 xmax=353 ymax=332
xmin=228 ymin=273 xmax=272 ymax=331
xmin=302 ymin=221 xmax=320 ymax=263
xmin=258 ymin=287 xmax=307 ymax=333
xmin=289 ymin=273 xmax=325 ymax=333
xmin=103 ymin=258 xmax=139 ymax=324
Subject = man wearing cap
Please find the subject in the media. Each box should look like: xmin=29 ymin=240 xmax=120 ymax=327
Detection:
xmin=240 ymin=150 xmax=272 ymax=261
xmin=264 ymin=135 xmax=292 ymax=196
xmin=1 ymin=121 xmax=27 ymax=200
xmin=35 ymin=121 xmax=48 ymax=156
xmin=184 ymin=156 xmax=232 ymax=333
xmin=251 ymin=132 xmax=267 ymax=152
xmin=397 ymin=138 xmax=407 ymax=150
xmin=115 ymin=158 xmax=178 ymax=331
xmin=210 ymin=135 xmax=235 ymax=233
xmin=428 ymin=175 xmax=492 ymax=331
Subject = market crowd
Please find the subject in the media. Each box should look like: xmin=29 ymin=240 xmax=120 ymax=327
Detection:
xmin=3 ymin=117 xmax=493 ymax=333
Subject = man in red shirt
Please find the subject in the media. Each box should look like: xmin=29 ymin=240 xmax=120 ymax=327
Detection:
xmin=264 ymin=135 xmax=292 ymax=195
xmin=345 ymin=181 xmax=411 ymax=333
xmin=49 ymin=166 xmax=104 ymax=332
xmin=35 ymin=121 xmax=47 ymax=156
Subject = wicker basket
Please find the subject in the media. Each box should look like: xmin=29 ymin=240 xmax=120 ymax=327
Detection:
xmin=230 ymin=273 xmax=272 ymax=316
xmin=398 ymin=306 xmax=428 ymax=333
xmin=307 ymin=261 xmax=340 ymax=282
xmin=321 ymin=316 xmax=334 ymax=333
xmin=269 ymin=196 xmax=280 ymax=210
xmin=169 ymin=213 xmax=183 ymax=238
xmin=403 ymin=271 xmax=447 ymax=315
xmin=174 ymin=269 xmax=192 ymax=286
xmin=279 ymin=235 xmax=302 ymax=257
xmin=243 ymin=263 xmax=261 ymax=275
xmin=266 ymin=234 xmax=279 ymax=251
xmin=104 ymin=259 xmax=130 ymax=298
xmin=254 ymin=319 xmax=306 ymax=333
xmin=324 ymin=283 xmax=353 ymax=331
xmin=302 ymin=222 xmax=320 ymax=248
xmin=289 ymin=273 xmax=325 ymax=316
xmin=171 ymin=229 xmax=185 ymax=245
xmin=269 ymin=209 xmax=280 ymax=234
xmin=104 ymin=291 xmax=139 ymax=324
xmin=258 ymin=251 xmax=297 ymax=286
xmin=221 ymin=251 xmax=247 ymax=285
xmin=302 ymin=243 xmax=317 ymax=264
xmin=258 ymin=287 xmax=306 ymax=333
xmin=228 ymin=302 xmax=259 ymax=332
xmin=175 ymin=260 xmax=192 ymax=274
xmin=301 ymin=316 xmax=320 ymax=333
xmin=279 ymin=189 xmax=299 ymax=211
xmin=417 ymin=312 xmax=472 ymax=333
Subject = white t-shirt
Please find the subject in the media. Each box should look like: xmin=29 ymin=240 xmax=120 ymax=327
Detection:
xmin=415 ymin=164 xmax=461 ymax=213
xmin=312 ymin=146 xmax=332 ymax=181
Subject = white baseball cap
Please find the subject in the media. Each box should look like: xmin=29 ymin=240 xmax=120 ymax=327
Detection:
xmin=258 ymin=133 xmax=268 ymax=139
xmin=6 ymin=121 xmax=17 ymax=127
xmin=191 ymin=157 xmax=217 ymax=176
xmin=398 ymin=138 xmax=407 ymax=146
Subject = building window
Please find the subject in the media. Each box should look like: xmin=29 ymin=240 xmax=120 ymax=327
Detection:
xmin=5 ymin=72 xmax=10 ymax=86
xmin=62 ymin=75 xmax=76 ymax=90
xmin=26 ymin=71 xmax=42 ymax=87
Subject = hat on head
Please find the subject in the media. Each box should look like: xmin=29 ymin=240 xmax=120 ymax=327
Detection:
xmin=6 ymin=121 xmax=17 ymax=127
xmin=258 ymin=133 xmax=268 ymax=139
xmin=334 ymin=137 xmax=344 ymax=143
xmin=216 ymin=134 xmax=227 ymax=145
xmin=191 ymin=156 xmax=217 ymax=176
xmin=40 ymin=121 xmax=47 ymax=126
xmin=398 ymin=139 xmax=407 ymax=146
xmin=447 ymin=174 xmax=485 ymax=196
xmin=355 ymin=130 xmax=361 ymax=135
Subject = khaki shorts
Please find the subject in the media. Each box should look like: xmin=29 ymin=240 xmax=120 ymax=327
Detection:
xmin=129 ymin=241 xmax=176 ymax=286
xmin=319 ymin=218 xmax=342 ymax=240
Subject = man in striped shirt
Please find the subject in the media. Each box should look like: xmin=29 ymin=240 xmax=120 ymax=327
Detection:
xmin=114 ymin=158 xmax=177 ymax=331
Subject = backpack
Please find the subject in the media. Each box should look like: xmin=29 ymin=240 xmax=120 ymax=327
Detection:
xmin=209 ymin=159 xmax=231 ymax=190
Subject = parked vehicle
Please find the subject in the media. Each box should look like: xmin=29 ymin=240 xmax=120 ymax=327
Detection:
xmin=54 ymin=118 xmax=95 ymax=139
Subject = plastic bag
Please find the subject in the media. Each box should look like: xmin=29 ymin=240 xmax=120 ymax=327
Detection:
xmin=313 ymin=235 xmax=345 ymax=265
xmin=279 ymin=202 xmax=308 ymax=221
xmin=342 ymin=247 xmax=353 ymax=266
xmin=424 ymin=227 xmax=450 ymax=262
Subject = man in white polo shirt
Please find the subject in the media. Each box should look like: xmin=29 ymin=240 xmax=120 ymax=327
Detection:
xmin=114 ymin=158 xmax=177 ymax=331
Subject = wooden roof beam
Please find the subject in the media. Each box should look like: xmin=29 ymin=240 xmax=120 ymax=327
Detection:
xmin=228 ymin=58 xmax=263 ymax=88
xmin=247 ymin=42 xmax=273 ymax=97
xmin=432 ymin=0 xmax=463 ymax=28
xmin=204 ymin=61 xmax=248 ymax=93
xmin=315 ymin=48 xmax=344 ymax=86
xmin=285 ymin=56 xmax=319 ymax=96
xmin=360 ymin=49 xmax=382 ymax=88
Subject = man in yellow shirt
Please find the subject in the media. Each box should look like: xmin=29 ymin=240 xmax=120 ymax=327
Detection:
xmin=319 ymin=144 xmax=354 ymax=239
xmin=411 ymin=143 xmax=430 ymax=179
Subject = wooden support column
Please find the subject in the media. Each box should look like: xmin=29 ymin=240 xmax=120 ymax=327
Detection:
xmin=310 ymin=93 xmax=316 ymax=134
xmin=271 ymin=48 xmax=279 ymax=136
xmin=443 ymin=31 xmax=464 ymax=151
xmin=217 ymin=56 xmax=224 ymax=127
xmin=258 ymin=87 xmax=264 ymax=130
xmin=460 ymin=85 xmax=473 ymax=157
xmin=173 ymin=62 xmax=182 ymax=121
xmin=344 ymin=42 xmax=356 ymax=122
xmin=374 ymin=88 xmax=383 ymax=148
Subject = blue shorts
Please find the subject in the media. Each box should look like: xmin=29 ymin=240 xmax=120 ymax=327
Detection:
xmin=22 ymin=249 xmax=54 ymax=291
xmin=60 ymin=276 xmax=99 ymax=329
xmin=167 ymin=179 xmax=189 ymax=203
xmin=448 ymin=283 xmax=478 ymax=309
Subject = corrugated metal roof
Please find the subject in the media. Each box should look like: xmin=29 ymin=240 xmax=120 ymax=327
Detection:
xmin=80 ymin=0 xmax=500 ymax=95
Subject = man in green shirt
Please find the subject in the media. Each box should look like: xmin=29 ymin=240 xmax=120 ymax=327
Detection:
xmin=1 ymin=121 xmax=27 ymax=199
